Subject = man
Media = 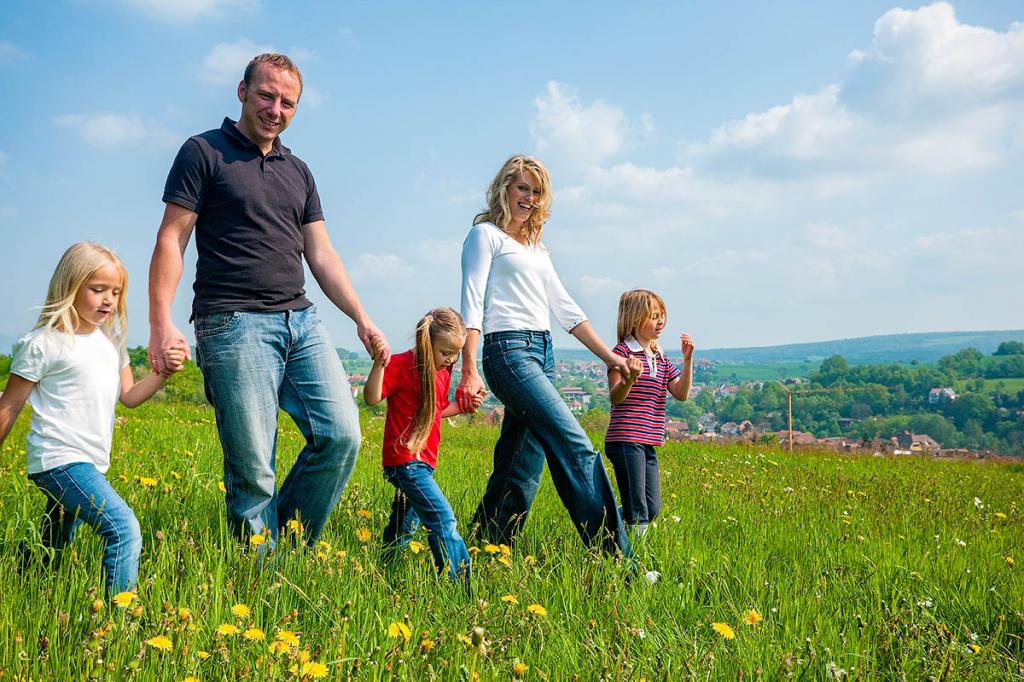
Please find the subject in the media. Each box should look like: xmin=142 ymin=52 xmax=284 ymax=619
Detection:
xmin=148 ymin=53 xmax=389 ymax=548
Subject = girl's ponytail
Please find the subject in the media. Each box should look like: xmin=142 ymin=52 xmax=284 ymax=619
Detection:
xmin=404 ymin=308 xmax=467 ymax=455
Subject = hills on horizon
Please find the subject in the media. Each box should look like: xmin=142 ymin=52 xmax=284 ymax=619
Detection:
xmin=4 ymin=329 xmax=1024 ymax=367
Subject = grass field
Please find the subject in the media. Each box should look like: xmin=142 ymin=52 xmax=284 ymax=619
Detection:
xmin=1 ymin=401 xmax=1022 ymax=680
xmin=953 ymin=377 xmax=1024 ymax=395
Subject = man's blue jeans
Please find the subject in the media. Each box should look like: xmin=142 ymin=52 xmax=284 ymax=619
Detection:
xmin=195 ymin=306 xmax=360 ymax=547
xmin=472 ymin=330 xmax=631 ymax=558
xmin=29 ymin=462 xmax=142 ymax=597
xmin=383 ymin=461 xmax=471 ymax=590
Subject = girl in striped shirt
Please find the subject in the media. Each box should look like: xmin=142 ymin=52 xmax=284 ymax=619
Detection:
xmin=606 ymin=289 xmax=694 ymax=540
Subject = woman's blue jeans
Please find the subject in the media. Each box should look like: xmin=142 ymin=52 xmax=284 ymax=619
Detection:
xmin=195 ymin=306 xmax=361 ymax=547
xmin=383 ymin=461 xmax=471 ymax=590
xmin=29 ymin=462 xmax=142 ymax=597
xmin=472 ymin=330 xmax=631 ymax=558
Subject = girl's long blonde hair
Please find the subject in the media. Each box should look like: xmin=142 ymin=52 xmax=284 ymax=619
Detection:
xmin=35 ymin=242 xmax=128 ymax=349
xmin=404 ymin=307 xmax=467 ymax=454
xmin=473 ymin=155 xmax=552 ymax=246
xmin=616 ymin=289 xmax=667 ymax=354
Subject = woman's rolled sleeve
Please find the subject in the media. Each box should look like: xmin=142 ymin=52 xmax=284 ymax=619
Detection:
xmin=460 ymin=226 xmax=493 ymax=331
xmin=546 ymin=261 xmax=587 ymax=332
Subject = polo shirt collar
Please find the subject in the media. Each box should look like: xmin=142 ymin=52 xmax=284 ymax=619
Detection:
xmin=220 ymin=117 xmax=291 ymax=157
xmin=624 ymin=336 xmax=646 ymax=353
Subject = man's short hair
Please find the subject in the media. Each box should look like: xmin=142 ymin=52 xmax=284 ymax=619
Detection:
xmin=243 ymin=53 xmax=304 ymax=94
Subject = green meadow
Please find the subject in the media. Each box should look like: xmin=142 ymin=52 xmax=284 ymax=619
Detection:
xmin=0 ymin=401 xmax=1021 ymax=680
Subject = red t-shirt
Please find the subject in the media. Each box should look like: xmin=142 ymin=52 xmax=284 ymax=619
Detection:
xmin=381 ymin=350 xmax=452 ymax=468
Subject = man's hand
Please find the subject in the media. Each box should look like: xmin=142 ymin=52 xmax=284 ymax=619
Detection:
xmin=161 ymin=345 xmax=188 ymax=376
xmin=358 ymin=322 xmax=391 ymax=367
xmin=149 ymin=323 xmax=191 ymax=375
xmin=456 ymin=373 xmax=486 ymax=413
xmin=463 ymin=387 xmax=487 ymax=413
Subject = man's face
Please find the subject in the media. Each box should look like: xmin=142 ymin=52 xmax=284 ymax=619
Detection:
xmin=236 ymin=64 xmax=302 ymax=152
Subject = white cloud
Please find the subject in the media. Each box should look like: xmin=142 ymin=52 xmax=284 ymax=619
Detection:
xmin=0 ymin=40 xmax=28 ymax=63
xmin=803 ymin=223 xmax=851 ymax=250
xmin=348 ymin=253 xmax=413 ymax=283
xmin=200 ymin=40 xmax=274 ymax=85
xmin=53 ymin=112 xmax=177 ymax=149
xmin=577 ymin=275 xmax=624 ymax=295
xmin=531 ymin=81 xmax=639 ymax=167
xmin=114 ymin=0 xmax=259 ymax=23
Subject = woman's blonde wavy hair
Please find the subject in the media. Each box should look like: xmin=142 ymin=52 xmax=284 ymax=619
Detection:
xmin=404 ymin=307 xmax=467 ymax=455
xmin=616 ymin=289 xmax=667 ymax=355
xmin=35 ymin=242 xmax=128 ymax=349
xmin=473 ymin=155 xmax=552 ymax=246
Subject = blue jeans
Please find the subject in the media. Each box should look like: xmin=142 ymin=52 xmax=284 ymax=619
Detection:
xmin=605 ymin=442 xmax=661 ymax=525
xmin=383 ymin=461 xmax=471 ymax=590
xmin=472 ymin=330 xmax=631 ymax=557
xmin=195 ymin=306 xmax=361 ymax=547
xmin=29 ymin=462 xmax=142 ymax=597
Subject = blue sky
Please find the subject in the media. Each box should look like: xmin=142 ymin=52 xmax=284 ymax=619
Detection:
xmin=2 ymin=1 xmax=1022 ymax=353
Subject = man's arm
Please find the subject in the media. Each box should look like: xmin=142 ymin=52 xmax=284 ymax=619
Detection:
xmin=148 ymin=203 xmax=197 ymax=373
xmin=302 ymin=220 xmax=390 ymax=363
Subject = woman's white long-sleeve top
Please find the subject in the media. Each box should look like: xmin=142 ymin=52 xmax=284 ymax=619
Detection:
xmin=460 ymin=222 xmax=587 ymax=335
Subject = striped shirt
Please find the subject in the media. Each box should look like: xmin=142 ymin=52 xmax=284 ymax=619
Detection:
xmin=606 ymin=338 xmax=681 ymax=446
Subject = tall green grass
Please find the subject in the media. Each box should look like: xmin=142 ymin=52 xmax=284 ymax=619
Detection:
xmin=0 ymin=402 xmax=1021 ymax=680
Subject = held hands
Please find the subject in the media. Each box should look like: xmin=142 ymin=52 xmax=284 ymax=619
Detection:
xmin=456 ymin=374 xmax=486 ymax=413
xmin=624 ymin=356 xmax=644 ymax=383
xmin=160 ymin=344 xmax=188 ymax=377
xmin=148 ymin=323 xmax=191 ymax=375
xmin=680 ymin=332 xmax=695 ymax=362
xmin=369 ymin=335 xmax=389 ymax=366
xmin=464 ymin=387 xmax=487 ymax=413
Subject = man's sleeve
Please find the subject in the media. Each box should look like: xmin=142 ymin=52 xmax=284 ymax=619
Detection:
xmin=302 ymin=168 xmax=324 ymax=225
xmin=162 ymin=138 xmax=207 ymax=213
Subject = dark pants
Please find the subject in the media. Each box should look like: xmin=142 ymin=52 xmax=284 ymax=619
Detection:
xmin=605 ymin=441 xmax=661 ymax=526
xmin=471 ymin=330 xmax=631 ymax=558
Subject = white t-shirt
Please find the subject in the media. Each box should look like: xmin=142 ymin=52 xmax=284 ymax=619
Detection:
xmin=460 ymin=222 xmax=587 ymax=335
xmin=11 ymin=328 xmax=128 ymax=475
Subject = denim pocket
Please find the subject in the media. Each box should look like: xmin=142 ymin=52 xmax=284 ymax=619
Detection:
xmin=194 ymin=312 xmax=240 ymax=338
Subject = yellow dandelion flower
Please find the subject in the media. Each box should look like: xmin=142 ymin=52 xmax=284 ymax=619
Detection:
xmin=196 ymin=650 xmax=210 ymax=661
xmin=178 ymin=607 xmax=192 ymax=621
xmin=995 ymin=512 xmax=1007 ymax=519
xmin=131 ymin=604 xmax=145 ymax=618
xmin=90 ymin=599 xmax=105 ymax=613
xmin=388 ymin=621 xmax=412 ymax=642
xmin=287 ymin=519 xmax=304 ymax=534
xmin=1006 ymin=555 xmax=1015 ymax=566
xmin=216 ymin=623 xmax=239 ymax=637
xmin=145 ymin=635 xmax=173 ymax=651
xmin=268 ymin=640 xmax=290 ymax=655
xmin=171 ymin=471 xmax=181 ymax=480
xmin=513 ymin=662 xmax=528 ymax=676
xmin=230 ymin=603 xmax=250 ymax=619
xmin=420 ymin=638 xmax=435 ymax=652
xmin=468 ymin=546 xmax=481 ymax=556
xmin=524 ymin=555 xmax=537 ymax=565
xmin=275 ymin=630 xmax=299 ymax=646
xmin=217 ymin=481 xmax=226 ymax=492
xmin=742 ymin=609 xmax=763 ymax=626
xmin=243 ymin=627 xmax=265 ymax=641
xmin=297 ymin=649 xmax=311 ymax=664
xmin=335 ymin=550 xmax=347 ymax=559
xmin=139 ymin=476 xmax=157 ymax=488
xmin=184 ymin=677 xmax=201 ymax=682
xmin=484 ymin=543 xmax=501 ymax=554
xmin=317 ymin=540 xmax=332 ymax=552
xmin=499 ymin=543 xmax=512 ymax=554
xmin=301 ymin=662 xmax=328 ymax=678
xmin=501 ymin=594 xmax=519 ymax=604
xmin=112 ymin=592 xmax=136 ymax=608
xmin=712 ymin=622 xmax=735 ymax=639
xmin=457 ymin=633 xmax=473 ymax=647
xmin=498 ymin=556 xmax=513 ymax=568
xmin=970 ymin=643 xmax=981 ymax=654
xmin=355 ymin=527 xmax=371 ymax=542
xmin=408 ymin=540 xmax=424 ymax=554
xmin=526 ymin=604 xmax=547 ymax=617
xmin=250 ymin=534 xmax=265 ymax=547
xmin=357 ymin=509 xmax=372 ymax=519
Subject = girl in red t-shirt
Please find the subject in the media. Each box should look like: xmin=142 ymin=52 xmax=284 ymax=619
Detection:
xmin=364 ymin=307 xmax=484 ymax=591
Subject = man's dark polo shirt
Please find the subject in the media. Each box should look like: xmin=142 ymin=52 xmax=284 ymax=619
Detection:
xmin=163 ymin=117 xmax=324 ymax=320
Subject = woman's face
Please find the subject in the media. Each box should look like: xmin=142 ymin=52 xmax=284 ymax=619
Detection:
xmin=506 ymin=171 xmax=543 ymax=230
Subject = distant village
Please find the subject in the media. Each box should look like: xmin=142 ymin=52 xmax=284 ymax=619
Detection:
xmin=345 ymin=356 xmax=997 ymax=459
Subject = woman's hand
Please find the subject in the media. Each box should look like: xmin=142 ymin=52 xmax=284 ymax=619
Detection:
xmin=456 ymin=372 xmax=486 ymax=413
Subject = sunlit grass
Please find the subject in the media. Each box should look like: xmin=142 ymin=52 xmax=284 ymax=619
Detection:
xmin=0 ymin=402 xmax=1021 ymax=679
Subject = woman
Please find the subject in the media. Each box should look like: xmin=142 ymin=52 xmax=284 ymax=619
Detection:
xmin=457 ymin=154 xmax=632 ymax=558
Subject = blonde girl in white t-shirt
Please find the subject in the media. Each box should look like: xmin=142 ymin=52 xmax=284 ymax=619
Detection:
xmin=0 ymin=242 xmax=185 ymax=597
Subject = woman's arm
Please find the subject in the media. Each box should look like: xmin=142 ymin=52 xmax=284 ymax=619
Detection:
xmin=0 ymin=375 xmax=35 ymax=446
xmin=570 ymin=321 xmax=631 ymax=376
xmin=668 ymin=332 xmax=695 ymax=401
xmin=456 ymin=330 xmax=485 ymax=412
xmin=609 ymin=356 xmax=644 ymax=405
xmin=457 ymin=226 xmax=493 ymax=412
